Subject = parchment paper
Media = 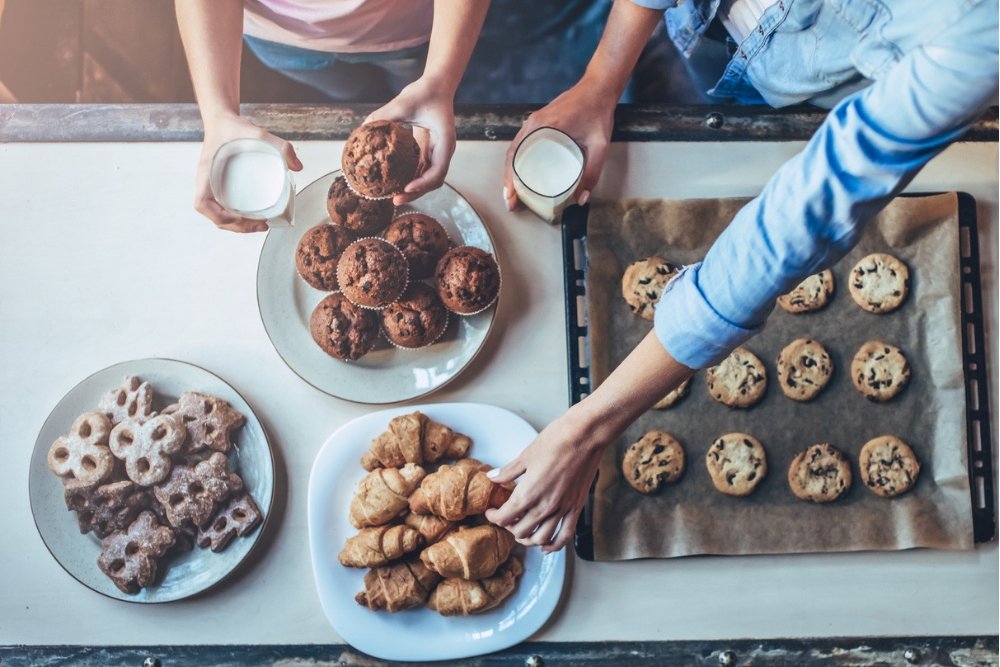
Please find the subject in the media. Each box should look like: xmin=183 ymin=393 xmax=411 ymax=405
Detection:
xmin=587 ymin=193 xmax=973 ymax=560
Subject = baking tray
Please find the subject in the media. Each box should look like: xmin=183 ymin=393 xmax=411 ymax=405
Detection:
xmin=561 ymin=193 xmax=996 ymax=561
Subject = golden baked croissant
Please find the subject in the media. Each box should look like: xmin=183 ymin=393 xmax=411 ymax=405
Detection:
xmin=349 ymin=463 xmax=426 ymax=529
xmin=428 ymin=555 xmax=524 ymax=616
xmin=338 ymin=524 xmax=423 ymax=568
xmin=419 ymin=524 xmax=516 ymax=579
xmin=402 ymin=512 xmax=455 ymax=545
xmin=361 ymin=411 xmax=472 ymax=470
xmin=354 ymin=558 xmax=442 ymax=612
xmin=408 ymin=459 xmax=513 ymax=521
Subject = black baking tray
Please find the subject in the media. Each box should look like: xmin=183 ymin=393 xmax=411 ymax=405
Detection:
xmin=561 ymin=193 xmax=996 ymax=561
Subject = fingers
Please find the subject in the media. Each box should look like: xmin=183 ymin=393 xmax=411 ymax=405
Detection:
xmin=487 ymin=457 xmax=527 ymax=485
xmin=544 ymin=506 xmax=582 ymax=553
xmin=262 ymin=135 xmax=302 ymax=172
xmin=574 ymin=137 xmax=608 ymax=206
xmin=503 ymin=122 xmax=535 ymax=212
xmin=521 ymin=513 xmax=562 ymax=548
xmin=195 ymin=197 xmax=268 ymax=234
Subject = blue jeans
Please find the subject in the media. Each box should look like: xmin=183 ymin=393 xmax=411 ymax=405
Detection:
xmin=244 ymin=35 xmax=428 ymax=102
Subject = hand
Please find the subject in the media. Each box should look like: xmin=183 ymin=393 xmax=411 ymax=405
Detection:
xmin=485 ymin=404 xmax=609 ymax=553
xmin=366 ymin=77 xmax=457 ymax=206
xmin=503 ymin=81 xmax=617 ymax=212
xmin=194 ymin=114 xmax=303 ymax=233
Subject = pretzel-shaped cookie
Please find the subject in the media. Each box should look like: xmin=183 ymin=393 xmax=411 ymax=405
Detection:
xmin=109 ymin=414 xmax=186 ymax=486
xmin=153 ymin=452 xmax=244 ymax=529
xmin=47 ymin=411 xmax=115 ymax=484
xmin=196 ymin=493 xmax=262 ymax=552
xmin=163 ymin=392 xmax=246 ymax=454
xmin=64 ymin=478 xmax=151 ymax=538
xmin=97 ymin=510 xmax=176 ymax=594
xmin=98 ymin=375 xmax=154 ymax=424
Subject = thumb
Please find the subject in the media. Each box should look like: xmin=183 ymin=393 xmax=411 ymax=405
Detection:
xmin=487 ymin=457 xmax=526 ymax=484
xmin=575 ymin=139 xmax=607 ymax=205
xmin=272 ymin=138 xmax=302 ymax=172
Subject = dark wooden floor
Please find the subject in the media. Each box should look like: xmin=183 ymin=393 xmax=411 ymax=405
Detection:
xmin=0 ymin=0 xmax=700 ymax=106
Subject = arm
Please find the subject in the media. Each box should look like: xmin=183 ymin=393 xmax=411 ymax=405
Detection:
xmin=502 ymin=0 xmax=664 ymax=210
xmin=489 ymin=3 xmax=997 ymax=551
xmin=175 ymin=0 xmax=302 ymax=233
xmin=367 ymin=0 xmax=491 ymax=205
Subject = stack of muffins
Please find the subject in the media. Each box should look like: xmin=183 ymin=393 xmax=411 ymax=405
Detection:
xmin=296 ymin=121 xmax=501 ymax=362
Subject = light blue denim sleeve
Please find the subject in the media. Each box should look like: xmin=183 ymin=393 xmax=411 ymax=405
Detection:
xmin=628 ymin=0 xmax=673 ymax=10
xmin=654 ymin=2 xmax=999 ymax=369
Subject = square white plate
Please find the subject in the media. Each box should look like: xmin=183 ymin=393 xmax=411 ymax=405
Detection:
xmin=308 ymin=402 xmax=566 ymax=662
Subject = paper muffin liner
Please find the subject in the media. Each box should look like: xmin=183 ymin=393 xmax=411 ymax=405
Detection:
xmin=381 ymin=305 xmax=451 ymax=351
xmin=337 ymin=237 xmax=410 ymax=311
xmin=342 ymin=170 xmax=400 ymax=202
xmin=438 ymin=248 xmax=502 ymax=317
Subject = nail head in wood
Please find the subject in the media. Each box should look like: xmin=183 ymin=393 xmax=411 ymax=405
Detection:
xmin=525 ymin=656 xmax=544 ymax=667
xmin=142 ymin=658 xmax=161 ymax=667
xmin=706 ymin=112 xmax=725 ymax=129
xmin=904 ymin=648 xmax=920 ymax=663
xmin=719 ymin=649 xmax=737 ymax=666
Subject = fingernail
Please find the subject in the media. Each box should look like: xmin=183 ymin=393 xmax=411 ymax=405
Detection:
xmin=486 ymin=468 xmax=500 ymax=479
xmin=577 ymin=190 xmax=590 ymax=206
xmin=502 ymin=186 xmax=510 ymax=202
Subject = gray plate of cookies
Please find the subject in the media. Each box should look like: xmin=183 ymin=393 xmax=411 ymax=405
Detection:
xmin=29 ymin=358 xmax=274 ymax=603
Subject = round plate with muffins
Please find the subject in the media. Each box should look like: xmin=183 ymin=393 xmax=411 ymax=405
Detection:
xmin=257 ymin=169 xmax=499 ymax=404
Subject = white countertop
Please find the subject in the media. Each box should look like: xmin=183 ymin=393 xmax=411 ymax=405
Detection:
xmin=0 ymin=139 xmax=996 ymax=645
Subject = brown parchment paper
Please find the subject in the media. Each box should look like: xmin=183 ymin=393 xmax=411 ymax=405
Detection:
xmin=587 ymin=193 xmax=973 ymax=560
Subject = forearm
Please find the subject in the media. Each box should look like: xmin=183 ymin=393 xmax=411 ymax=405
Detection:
xmin=572 ymin=331 xmax=693 ymax=448
xmin=422 ymin=0 xmax=491 ymax=96
xmin=175 ymin=0 xmax=245 ymax=125
xmin=581 ymin=0 xmax=664 ymax=102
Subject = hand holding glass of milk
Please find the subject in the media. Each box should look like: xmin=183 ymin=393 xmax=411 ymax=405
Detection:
xmin=511 ymin=127 xmax=585 ymax=223
xmin=210 ymin=138 xmax=296 ymax=228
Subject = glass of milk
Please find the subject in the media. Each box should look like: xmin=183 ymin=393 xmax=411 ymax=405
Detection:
xmin=512 ymin=127 xmax=585 ymax=223
xmin=209 ymin=138 xmax=295 ymax=227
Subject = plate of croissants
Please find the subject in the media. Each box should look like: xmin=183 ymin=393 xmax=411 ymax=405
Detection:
xmin=308 ymin=403 xmax=567 ymax=661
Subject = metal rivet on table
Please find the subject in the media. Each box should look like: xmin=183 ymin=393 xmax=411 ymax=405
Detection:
xmin=719 ymin=650 xmax=737 ymax=666
xmin=484 ymin=126 xmax=497 ymax=140
xmin=142 ymin=658 xmax=161 ymax=667
xmin=904 ymin=648 xmax=921 ymax=663
xmin=525 ymin=656 xmax=544 ymax=667
xmin=706 ymin=113 xmax=725 ymax=129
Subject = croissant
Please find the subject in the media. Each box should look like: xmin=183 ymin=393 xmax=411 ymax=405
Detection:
xmin=349 ymin=463 xmax=426 ymax=529
xmin=420 ymin=524 xmax=516 ymax=579
xmin=428 ymin=556 xmax=524 ymax=616
xmin=402 ymin=512 xmax=456 ymax=545
xmin=361 ymin=411 xmax=472 ymax=470
xmin=355 ymin=559 xmax=442 ymax=612
xmin=338 ymin=524 xmax=423 ymax=568
xmin=408 ymin=460 xmax=513 ymax=521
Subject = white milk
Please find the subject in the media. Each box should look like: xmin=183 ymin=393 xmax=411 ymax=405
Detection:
xmin=513 ymin=130 xmax=584 ymax=222
xmin=218 ymin=150 xmax=287 ymax=213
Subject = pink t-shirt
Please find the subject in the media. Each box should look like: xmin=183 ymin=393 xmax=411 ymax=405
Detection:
xmin=243 ymin=0 xmax=434 ymax=54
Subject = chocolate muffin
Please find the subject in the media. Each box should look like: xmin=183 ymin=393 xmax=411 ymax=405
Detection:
xmin=295 ymin=223 xmax=355 ymax=291
xmin=341 ymin=121 xmax=421 ymax=199
xmin=380 ymin=282 xmax=450 ymax=349
xmin=383 ymin=213 xmax=452 ymax=279
xmin=435 ymin=246 xmax=501 ymax=315
xmin=326 ymin=176 xmax=394 ymax=236
xmin=309 ymin=292 xmax=380 ymax=361
xmin=336 ymin=238 xmax=409 ymax=309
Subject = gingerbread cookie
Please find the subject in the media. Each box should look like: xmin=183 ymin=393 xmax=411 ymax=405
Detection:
xmin=97 ymin=510 xmax=176 ymax=594
xmin=777 ymin=269 xmax=835 ymax=314
xmin=859 ymin=435 xmax=921 ymax=498
xmin=98 ymin=376 xmax=154 ymax=425
xmin=109 ymin=414 xmax=186 ymax=487
xmin=777 ymin=338 xmax=833 ymax=402
xmin=652 ymin=377 xmax=692 ymax=410
xmin=622 ymin=431 xmax=685 ymax=494
xmin=705 ymin=433 xmax=768 ymax=496
xmin=47 ymin=411 xmax=116 ymax=484
xmin=196 ymin=493 xmax=263 ymax=552
xmin=163 ymin=392 xmax=246 ymax=454
xmin=788 ymin=443 xmax=852 ymax=503
xmin=153 ymin=452 xmax=244 ymax=529
xmin=64 ymin=478 xmax=151 ymax=538
xmin=850 ymin=340 xmax=911 ymax=402
xmin=621 ymin=257 xmax=680 ymax=320
xmin=706 ymin=347 xmax=767 ymax=408
xmin=848 ymin=252 xmax=910 ymax=314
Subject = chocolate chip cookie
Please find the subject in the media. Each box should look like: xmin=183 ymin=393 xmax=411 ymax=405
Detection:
xmin=859 ymin=435 xmax=920 ymax=498
xmin=851 ymin=340 xmax=911 ymax=402
xmin=777 ymin=338 xmax=833 ymax=402
xmin=705 ymin=433 xmax=768 ymax=496
xmin=621 ymin=257 xmax=680 ymax=320
xmin=787 ymin=443 xmax=852 ymax=503
xmin=777 ymin=269 xmax=835 ymax=314
xmin=848 ymin=252 xmax=910 ymax=314
xmin=622 ymin=431 xmax=685 ymax=494
xmin=706 ymin=347 xmax=767 ymax=408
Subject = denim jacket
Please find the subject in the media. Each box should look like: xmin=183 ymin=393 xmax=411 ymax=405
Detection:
xmin=629 ymin=0 xmax=998 ymax=368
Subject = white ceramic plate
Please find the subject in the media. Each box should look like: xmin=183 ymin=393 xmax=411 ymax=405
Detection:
xmin=257 ymin=171 xmax=497 ymax=404
xmin=308 ymin=403 xmax=566 ymax=662
xmin=28 ymin=358 xmax=274 ymax=603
